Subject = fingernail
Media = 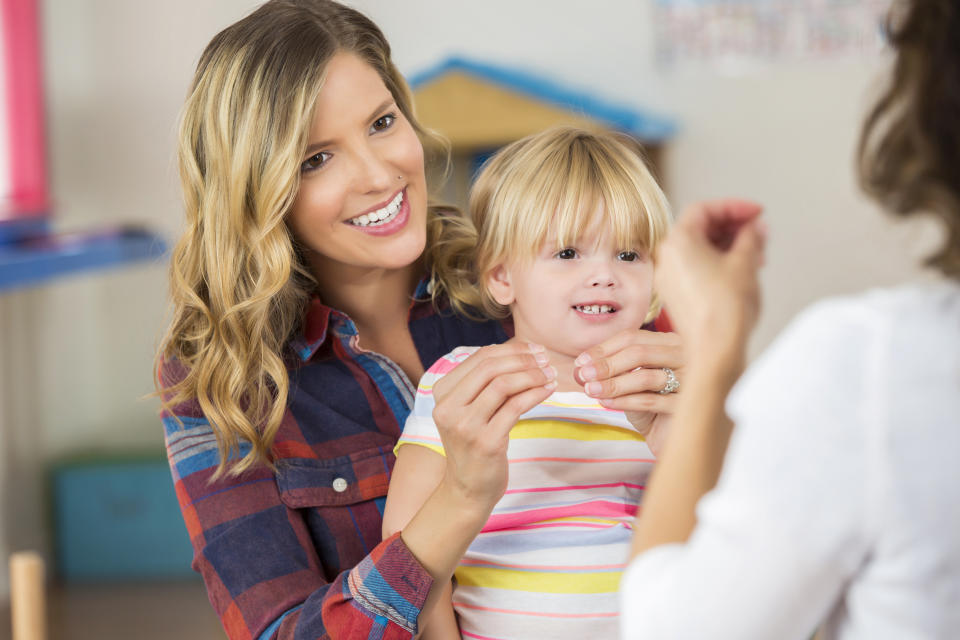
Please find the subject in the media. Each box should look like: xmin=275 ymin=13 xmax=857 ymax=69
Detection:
xmin=534 ymin=352 xmax=549 ymax=366
xmin=528 ymin=343 xmax=545 ymax=353
xmin=544 ymin=380 xmax=558 ymax=391
xmin=574 ymin=352 xmax=592 ymax=366
xmin=542 ymin=366 xmax=557 ymax=381
xmin=579 ymin=365 xmax=597 ymax=382
xmin=585 ymin=381 xmax=602 ymax=396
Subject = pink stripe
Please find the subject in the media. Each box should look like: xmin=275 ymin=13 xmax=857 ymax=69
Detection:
xmin=454 ymin=601 xmax=619 ymax=619
xmin=426 ymin=356 xmax=461 ymax=375
xmin=482 ymin=500 xmax=637 ymax=532
xmin=510 ymin=521 xmax=626 ymax=531
xmin=504 ymin=481 xmax=645 ymax=494
xmin=459 ymin=558 xmax=626 ymax=571
xmin=510 ymin=456 xmax=656 ymax=464
xmin=461 ymin=631 xmax=506 ymax=640
xmin=2 ymin=0 xmax=48 ymax=216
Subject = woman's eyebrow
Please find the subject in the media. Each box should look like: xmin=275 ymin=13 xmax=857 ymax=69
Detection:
xmin=303 ymin=98 xmax=396 ymax=156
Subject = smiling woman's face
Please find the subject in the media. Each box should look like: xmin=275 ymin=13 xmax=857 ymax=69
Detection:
xmin=288 ymin=52 xmax=427 ymax=282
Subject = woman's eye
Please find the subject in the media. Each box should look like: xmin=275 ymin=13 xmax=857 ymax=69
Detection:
xmin=301 ymin=151 xmax=331 ymax=172
xmin=370 ymin=113 xmax=396 ymax=133
xmin=618 ymin=250 xmax=640 ymax=262
xmin=556 ymin=248 xmax=578 ymax=260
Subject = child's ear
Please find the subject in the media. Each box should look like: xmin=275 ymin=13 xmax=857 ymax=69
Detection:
xmin=486 ymin=264 xmax=515 ymax=306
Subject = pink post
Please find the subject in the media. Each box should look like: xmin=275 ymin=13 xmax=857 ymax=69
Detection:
xmin=2 ymin=0 xmax=48 ymax=220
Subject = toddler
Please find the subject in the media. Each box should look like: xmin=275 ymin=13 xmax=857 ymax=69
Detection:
xmin=384 ymin=126 xmax=672 ymax=639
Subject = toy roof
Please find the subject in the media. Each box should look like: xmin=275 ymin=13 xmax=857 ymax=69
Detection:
xmin=408 ymin=56 xmax=677 ymax=146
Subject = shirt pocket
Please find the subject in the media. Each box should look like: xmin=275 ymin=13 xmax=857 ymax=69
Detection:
xmin=275 ymin=445 xmax=394 ymax=508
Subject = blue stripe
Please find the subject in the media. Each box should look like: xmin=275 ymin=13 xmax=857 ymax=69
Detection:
xmin=350 ymin=345 xmax=413 ymax=430
xmin=361 ymin=565 xmax=419 ymax=627
xmin=469 ymin=525 xmax=630 ymax=555
xmin=256 ymin=604 xmax=303 ymax=640
xmin=493 ymin=495 xmax=638 ymax=514
xmin=161 ymin=414 xmax=209 ymax=436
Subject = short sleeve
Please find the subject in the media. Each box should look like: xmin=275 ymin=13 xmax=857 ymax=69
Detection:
xmin=395 ymin=346 xmax=479 ymax=457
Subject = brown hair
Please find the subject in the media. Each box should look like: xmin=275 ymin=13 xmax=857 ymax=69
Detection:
xmin=158 ymin=0 xmax=446 ymax=476
xmin=858 ymin=0 xmax=960 ymax=278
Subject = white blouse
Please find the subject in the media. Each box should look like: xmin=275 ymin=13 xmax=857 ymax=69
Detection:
xmin=620 ymin=281 xmax=960 ymax=640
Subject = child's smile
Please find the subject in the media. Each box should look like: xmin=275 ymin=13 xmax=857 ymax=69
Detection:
xmin=487 ymin=226 xmax=655 ymax=375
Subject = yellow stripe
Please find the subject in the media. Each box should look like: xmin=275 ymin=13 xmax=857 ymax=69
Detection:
xmin=455 ymin=565 xmax=621 ymax=594
xmin=510 ymin=420 xmax=644 ymax=442
xmin=394 ymin=441 xmax=446 ymax=457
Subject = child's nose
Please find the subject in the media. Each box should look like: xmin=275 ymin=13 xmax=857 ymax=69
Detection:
xmin=588 ymin=272 xmax=616 ymax=288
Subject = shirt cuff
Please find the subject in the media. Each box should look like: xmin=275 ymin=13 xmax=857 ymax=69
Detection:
xmin=346 ymin=531 xmax=434 ymax=634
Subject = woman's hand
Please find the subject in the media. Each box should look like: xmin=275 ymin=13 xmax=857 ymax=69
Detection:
xmin=655 ymin=198 xmax=766 ymax=377
xmin=573 ymin=329 xmax=683 ymax=456
xmin=431 ymin=341 xmax=557 ymax=510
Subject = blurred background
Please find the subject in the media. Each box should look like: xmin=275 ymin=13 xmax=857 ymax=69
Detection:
xmin=0 ymin=0 xmax=942 ymax=637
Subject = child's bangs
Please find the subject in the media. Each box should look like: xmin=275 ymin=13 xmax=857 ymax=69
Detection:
xmin=548 ymin=143 xmax=662 ymax=253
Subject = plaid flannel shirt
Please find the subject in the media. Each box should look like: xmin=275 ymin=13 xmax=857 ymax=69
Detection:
xmin=161 ymin=279 xmax=509 ymax=640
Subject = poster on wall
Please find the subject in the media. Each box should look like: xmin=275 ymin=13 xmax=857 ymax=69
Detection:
xmin=655 ymin=0 xmax=890 ymax=69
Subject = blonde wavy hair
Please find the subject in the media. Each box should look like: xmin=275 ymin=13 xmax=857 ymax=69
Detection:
xmin=428 ymin=126 xmax=672 ymax=322
xmin=157 ymin=0 xmax=448 ymax=476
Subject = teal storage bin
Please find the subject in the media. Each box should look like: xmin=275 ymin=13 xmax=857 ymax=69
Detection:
xmin=52 ymin=457 xmax=196 ymax=581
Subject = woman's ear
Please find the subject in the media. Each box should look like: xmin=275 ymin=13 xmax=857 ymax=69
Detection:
xmin=486 ymin=264 xmax=515 ymax=306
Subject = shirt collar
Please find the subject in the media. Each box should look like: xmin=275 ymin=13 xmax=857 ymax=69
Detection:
xmin=291 ymin=274 xmax=435 ymax=363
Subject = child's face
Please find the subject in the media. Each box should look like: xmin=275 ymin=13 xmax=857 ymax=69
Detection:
xmin=488 ymin=226 xmax=654 ymax=359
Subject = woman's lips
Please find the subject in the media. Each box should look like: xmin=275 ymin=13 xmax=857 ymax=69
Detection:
xmin=346 ymin=188 xmax=410 ymax=237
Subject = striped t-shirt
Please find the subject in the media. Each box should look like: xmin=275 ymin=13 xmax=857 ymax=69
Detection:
xmin=397 ymin=346 xmax=656 ymax=640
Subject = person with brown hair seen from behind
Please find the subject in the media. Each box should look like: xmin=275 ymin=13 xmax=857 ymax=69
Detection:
xmin=620 ymin=0 xmax=960 ymax=637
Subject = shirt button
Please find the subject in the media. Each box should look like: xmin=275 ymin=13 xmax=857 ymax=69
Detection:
xmin=332 ymin=477 xmax=348 ymax=493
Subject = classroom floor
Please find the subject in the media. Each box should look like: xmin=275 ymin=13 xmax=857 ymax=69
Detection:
xmin=2 ymin=580 xmax=225 ymax=640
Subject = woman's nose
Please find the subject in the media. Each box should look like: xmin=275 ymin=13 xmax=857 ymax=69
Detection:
xmin=354 ymin=145 xmax=394 ymax=194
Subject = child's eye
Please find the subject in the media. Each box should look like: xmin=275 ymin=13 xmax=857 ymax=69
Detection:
xmin=555 ymin=248 xmax=578 ymax=260
xmin=301 ymin=151 xmax=331 ymax=172
xmin=618 ymin=250 xmax=640 ymax=262
xmin=370 ymin=113 xmax=396 ymax=133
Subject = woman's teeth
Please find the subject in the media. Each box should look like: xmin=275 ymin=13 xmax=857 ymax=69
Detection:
xmin=575 ymin=304 xmax=616 ymax=315
xmin=349 ymin=191 xmax=403 ymax=227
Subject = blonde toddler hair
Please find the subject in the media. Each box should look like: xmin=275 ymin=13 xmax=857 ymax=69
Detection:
xmin=429 ymin=126 xmax=672 ymax=322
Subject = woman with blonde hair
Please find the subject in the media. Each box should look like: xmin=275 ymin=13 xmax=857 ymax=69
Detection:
xmin=157 ymin=2 xmax=683 ymax=638
xmin=621 ymin=0 xmax=960 ymax=637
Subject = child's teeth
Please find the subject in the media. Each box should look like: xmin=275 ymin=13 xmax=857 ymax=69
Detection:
xmin=577 ymin=304 xmax=615 ymax=314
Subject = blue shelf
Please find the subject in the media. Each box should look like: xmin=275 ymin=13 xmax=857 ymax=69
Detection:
xmin=0 ymin=225 xmax=168 ymax=293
